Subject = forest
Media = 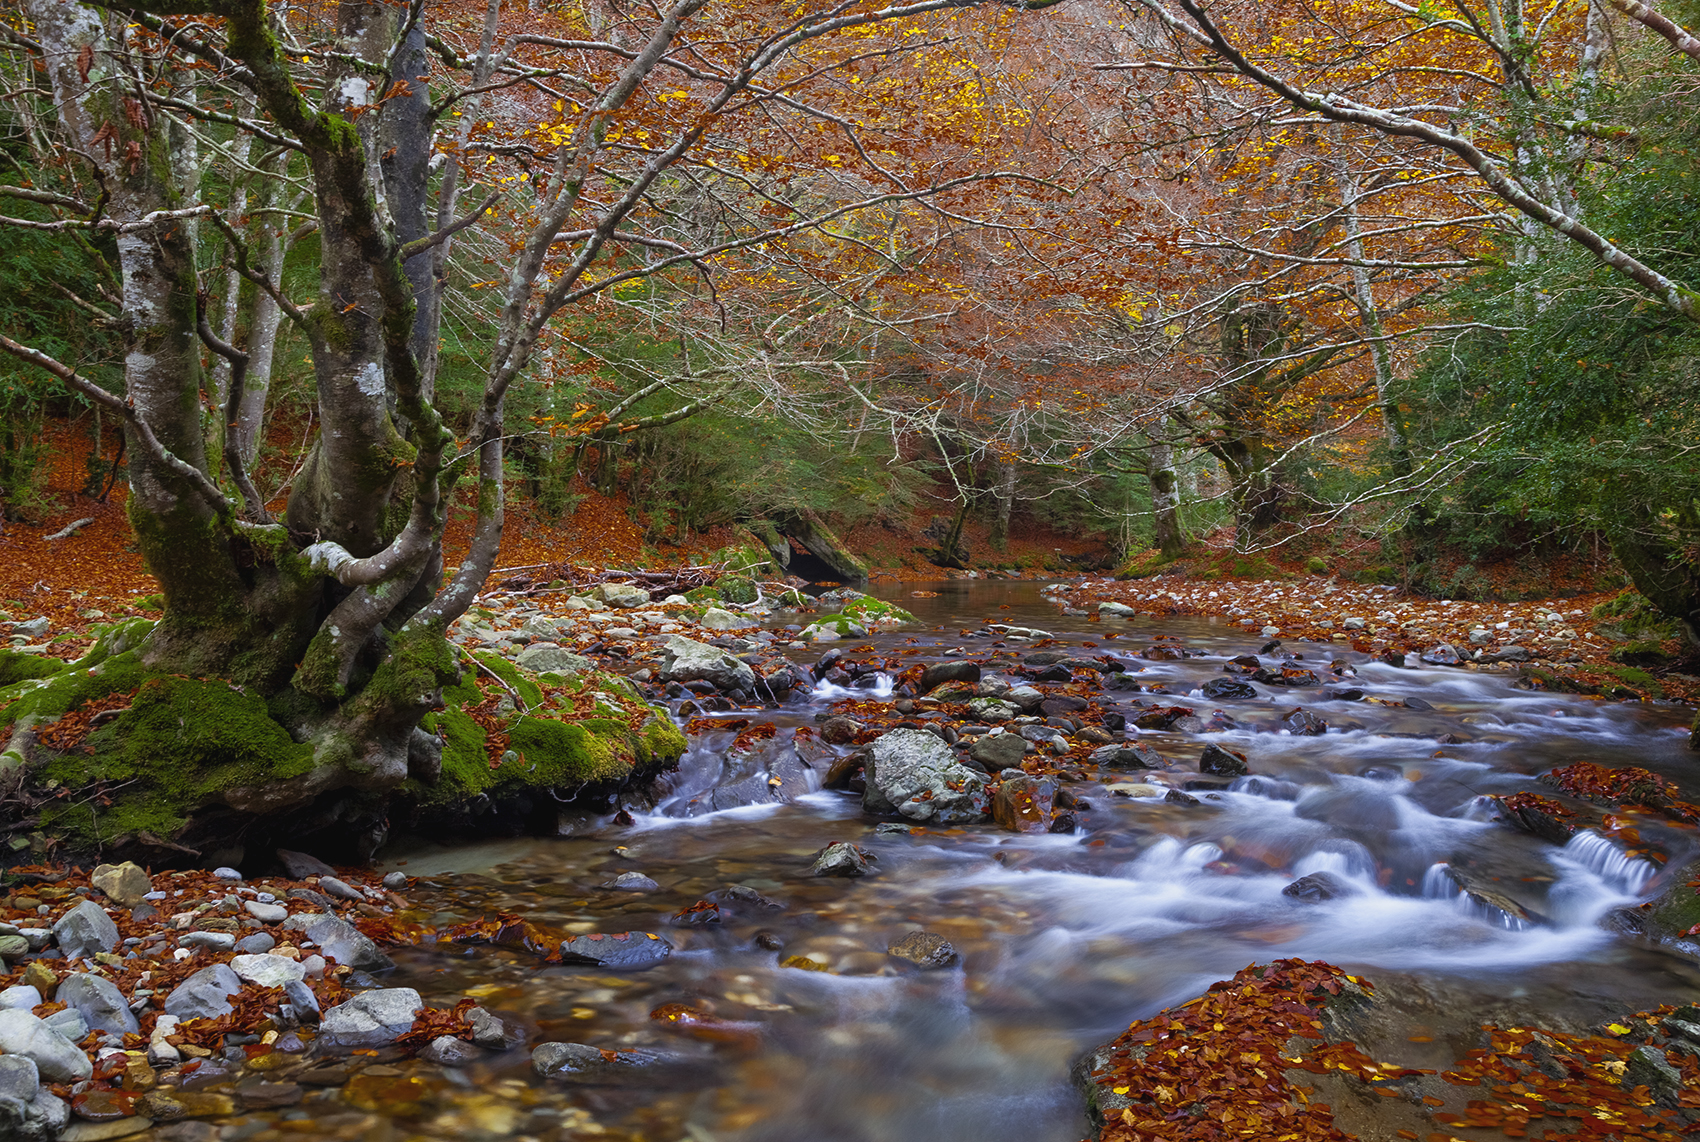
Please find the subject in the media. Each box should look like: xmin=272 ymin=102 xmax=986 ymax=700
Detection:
xmin=3 ymin=2 xmax=1700 ymax=1140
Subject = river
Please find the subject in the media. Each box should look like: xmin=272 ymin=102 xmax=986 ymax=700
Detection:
xmin=375 ymin=579 xmax=1700 ymax=1142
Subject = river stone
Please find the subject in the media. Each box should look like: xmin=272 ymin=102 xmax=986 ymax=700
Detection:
xmin=966 ymin=697 xmax=1017 ymax=723
xmin=516 ymin=644 xmax=595 ymax=675
xmin=699 ymin=608 xmax=754 ymax=631
xmin=244 ymin=900 xmax=288 ymax=923
xmin=178 ymin=932 xmax=235 ymax=953
xmin=0 ymin=1053 xmax=66 ymax=1142
xmin=235 ymin=933 xmax=276 ymax=954
xmin=1281 ymin=708 xmax=1328 ymax=736
xmin=0 ymin=934 xmax=27 ymax=962
xmin=811 ymin=842 xmax=873 ymax=878
xmin=556 ymin=932 xmax=673 ymax=970
xmin=1281 ymin=872 xmax=1352 ymax=903
xmin=1201 ymin=677 xmax=1257 ymax=700
xmin=592 ymin=583 xmax=647 ymax=608
xmin=53 ymin=899 xmax=119 ymax=958
xmin=1004 ymin=686 xmax=1045 ymax=712
xmin=319 ymin=988 xmax=424 ymax=1050
xmin=531 ymin=1041 xmax=655 ymax=1078
xmin=164 ymin=964 xmax=243 ymax=1021
xmin=57 ymin=972 xmax=138 ymax=1035
xmin=1419 ymin=642 xmax=1462 ymax=666
xmin=992 ymin=776 xmax=1053 ymax=833
xmin=231 ymin=954 xmax=307 ymax=988
xmin=0 ymin=1009 xmax=92 ymax=1081
xmin=605 ymin=871 xmax=660 ymax=892
xmin=887 ymin=931 xmax=957 ymax=969
xmin=89 ymin=862 xmax=152 ymax=907
xmin=1199 ymin=744 xmax=1249 ymax=776
xmin=283 ymin=980 xmax=320 ymax=1023
xmin=1626 ymin=1046 xmax=1682 ymax=1107
xmin=43 ymin=1007 xmax=85 ymax=1043
xmin=1098 ymin=601 xmax=1136 ymax=617
xmin=864 ymin=728 xmax=988 ymax=823
xmin=658 ymin=635 xmax=756 ymax=693
xmin=970 ymin=732 xmax=1027 ymax=770
xmin=280 ymin=913 xmax=393 ymax=970
xmin=420 ymin=1035 xmax=483 ymax=1067
xmin=1090 ymin=743 xmax=1163 ymax=770
xmin=0 ymin=985 xmax=40 ymax=1011
xmin=316 ymin=876 xmax=363 ymax=902
xmin=922 ymin=661 xmax=982 ymax=691
xmin=466 ymin=1007 xmax=523 ymax=1050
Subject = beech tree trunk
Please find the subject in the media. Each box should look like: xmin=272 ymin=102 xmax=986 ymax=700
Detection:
xmin=1146 ymin=437 xmax=1186 ymax=559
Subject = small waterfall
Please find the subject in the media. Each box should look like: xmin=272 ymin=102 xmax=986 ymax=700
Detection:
xmin=1561 ymin=830 xmax=1657 ymax=895
xmin=1421 ymin=862 xmax=1460 ymax=899
xmin=811 ymin=672 xmax=894 ymax=701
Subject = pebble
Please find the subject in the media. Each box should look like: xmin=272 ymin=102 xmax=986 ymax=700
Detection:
xmin=243 ymin=900 xmax=288 ymax=923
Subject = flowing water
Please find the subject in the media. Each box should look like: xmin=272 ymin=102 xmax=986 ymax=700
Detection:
xmin=379 ymin=581 xmax=1700 ymax=1142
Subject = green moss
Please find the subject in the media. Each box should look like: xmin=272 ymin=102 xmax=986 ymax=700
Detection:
xmin=636 ymin=716 xmax=687 ymax=767
xmin=684 ymin=586 xmax=719 ymax=605
xmin=471 ymin=651 xmax=543 ymax=710
xmin=1115 ymin=549 xmax=1176 ymax=580
xmin=841 ymin=596 xmax=916 ymax=625
xmin=506 ymin=718 xmax=621 ymax=784
xmin=1595 ymin=663 xmax=1665 ymax=699
xmin=359 ymin=623 xmax=457 ymax=714
xmin=715 ymin=575 xmax=758 ymax=605
xmin=34 ymin=675 xmax=317 ymax=848
xmin=0 ymin=648 xmax=152 ymax=725
xmin=0 ymin=650 xmax=64 ymax=689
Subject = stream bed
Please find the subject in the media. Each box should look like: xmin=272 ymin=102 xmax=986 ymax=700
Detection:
xmin=373 ymin=580 xmax=1700 ymax=1142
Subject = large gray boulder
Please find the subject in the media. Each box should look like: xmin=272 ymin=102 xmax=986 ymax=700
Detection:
xmin=516 ymin=644 xmax=595 ymax=675
xmin=657 ymin=635 xmax=756 ymax=693
xmin=56 ymin=972 xmax=139 ymax=1035
xmin=51 ymin=899 xmax=119 ymax=958
xmin=164 ymin=964 xmax=243 ymax=1020
xmin=319 ymin=988 xmax=424 ymax=1050
xmin=863 ymin=729 xmax=988 ymax=824
xmin=597 ymin=583 xmax=650 ymax=609
xmin=699 ymin=608 xmax=755 ymax=632
xmin=280 ymin=913 xmax=393 ymax=970
xmin=0 ymin=1010 xmax=92 ymax=1081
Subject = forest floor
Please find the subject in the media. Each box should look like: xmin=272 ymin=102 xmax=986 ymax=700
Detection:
xmin=3 ymin=417 xmax=1691 ymax=703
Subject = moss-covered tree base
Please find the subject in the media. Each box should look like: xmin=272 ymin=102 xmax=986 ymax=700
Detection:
xmin=0 ymin=621 xmax=685 ymax=869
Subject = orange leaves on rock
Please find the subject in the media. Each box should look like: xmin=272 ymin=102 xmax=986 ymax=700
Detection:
xmin=1541 ymin=761 xmax=1700 ymax=824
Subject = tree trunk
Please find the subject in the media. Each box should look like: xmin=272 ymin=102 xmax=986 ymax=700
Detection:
xmin=1147 ymin=437 xmax=1186 ymax=558
xmin=989 ymin=460 xmax=1015 ymax=551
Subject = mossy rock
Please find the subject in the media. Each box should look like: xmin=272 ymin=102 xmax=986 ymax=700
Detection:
xmin=801 ymin=612 xmax=866 ymax=640
xmin=1595 ymin=663 xmax=1665 ymax=700
xmin=1115 ymin=549 xmax=1175 ymax=580
xmin=0 ymin=649 xmax=65 ymax=689
xmin=1304 ymin=556 xmax=1328 ymax=575
xmin=840 ymin=596 xmax=916 ymax=625
xmin=715 ymin=575 xmax=758 ymax=605
xmin=1611 ymin=639 xmax=1673 ymax=668
xmin=34 ymin=674 xmax=318 ymax=847
xmin=408 ymin=653 xmax=685 ymax=810
xmin=684 ymin=586 xmax=720 ymax=605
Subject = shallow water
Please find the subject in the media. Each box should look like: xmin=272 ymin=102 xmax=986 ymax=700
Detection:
xmin=378 ymin=580 xmax=1700 ymax=1142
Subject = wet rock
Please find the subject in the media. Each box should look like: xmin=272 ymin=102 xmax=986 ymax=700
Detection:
xmin=1104 ymin=673 xmax=1141 ymax=691
xmin=1098 ymin=601 xmax=1136 ymax=617
xmin=1419 ymin=643 xmax=1462 ymax=666
xmin=671 ymin=901 xmax=722 ymax=926
xmin=1030 ymin=664 xmax=1072 ymax=683
xmin=53 ymin=899 xmax=119 ymax=958
xmin=1376 ymin=648 xmax=1407 ymax=668
xmin=966 ymin=697 xmax=1018 ymax=722
xmin=605 ymin=871 xmax=660 ymax=892
xmin=1625 ymin=1046 xmax=1682 ymax=1107
xmin=922 ymin=661 xmax=982 ymax=691
xmin=992 ymin=776 xmax=1054 ymax=833
xmin=811 ymin=842 xmax=875 ymax=878
xmin=887 ymin=931 xmax=957 ymax=969
xmin=0 ymin=985 xmax=39 ymax=1011
xmin=56 ymin=972 xmax=138 ymax=1035
xmin=1201 ymin=677 xmax=1257 ymax=700
xmin=319 ymin=988 xmax=425 ymax=1050
xmin=1281 ymin=708 xmax=1328 ymax=736
xmin=1198 ymin=744 xmax=1249 ymax=776
xmin=700 ymin=607 xmax=755 ymax=632
xmin=236 ymin=1078 xmax=305 ymax=1108
xmin=970 ymin=732 xmax=1028 ymax=770
xmin=1281 ymin=872 xmax=1352 ymax=903
xmin=1164 ymin=788 xmax=1201 ymax=806
xmin=1133 ymin=705 xmax=1194 ymax=730
xmin=466 ymin=1006 xmax=523 ymax=1050
xmin=1049 ymin=811 xmax=1078 ymax=833
xmin=1090 ymin=743 xmax=1163 ymax=770
xmin=819 ymin=716 xmax=862 ymax=745
xmin=243 ymin=900 xmax=287 ymax=923
xmin=89 ymin=862 xmax=152 ymax=907
xmin=864 ymin=728 xmax=988 ymax=824
xmin=556 ymin=932 xmax=674 ymax=970
xmin=420 ymin=1035 xmax=484 ymax=1067
xmin=279 ymin=913 xmax=393 ymax=970
xmin=1005 ymin=686 xmax=1045 ymax=712
xmin=0 ymin=1009 xmax=92 ymax=1081
xmin=823 ymin=748 xmax=868 ymax=789
xmin=164 ymin=964 xmax=243 ymax=1021
xmin=1040 ymin=695 xmax=1089 ymax=716
xmin=283 ymin=980 xmax=320 ymax=1025
xmin=177 ymin=932 xmax=235 ymax=953
xmin=1481 ymin=645 xmax=1533 ymax=664
xmin=234 ymin=933 xmax=276 ymax=954
xmin=381 ymin=871 xmax=409 ymax=891
xmin=533 ymin=1041 xmax=653 ymax=1078
xmin=658 ymin=635 xmax=757 ymax=693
